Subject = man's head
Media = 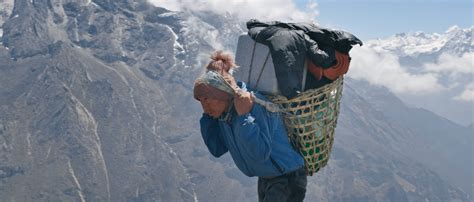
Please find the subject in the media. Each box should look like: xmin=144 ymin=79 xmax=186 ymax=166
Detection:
xmin=197 ymin=96 xmax=230 ymax=118
xmin=194 ymin=51 xmax=238 ymax=118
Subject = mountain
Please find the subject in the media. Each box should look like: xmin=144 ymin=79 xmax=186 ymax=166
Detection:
xmin=368 ymin=26 xmax=472 ymax=58
xmin=347 ymin=78 xmax=473 ymax=195
xmin=0 ymin=0 xmax=245 ymax=201
xmin=363 ymin=26 xmax=473 ymax=126
xmin=0 ymin=0 xmax=470 ymax=201
xmin=304 ymin=79 xmax=470 ymax=201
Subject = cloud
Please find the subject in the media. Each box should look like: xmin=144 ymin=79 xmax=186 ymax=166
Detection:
xmin=454 ymin=82 xmax=474 ymax=102
xmin=348 ymin=46 xmax=445 ymax=94
xmin=148 ymin=0 xmax=318 ymax=22
xmin=348 ymin=44 xmax=473 ymax=102
xmin=148 ymin=0 xmax=182 ymax=11
xmin=423 ymin=52 xmax=473 ymax=75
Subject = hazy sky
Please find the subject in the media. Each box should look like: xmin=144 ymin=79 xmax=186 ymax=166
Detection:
xmin=295 ymin=0 xmax=473 ymax=40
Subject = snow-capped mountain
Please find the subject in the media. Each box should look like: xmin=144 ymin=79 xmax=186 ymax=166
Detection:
xmin=367 ymin=26 xmax=473 ymax=58
xmin=350 ymin=26 xmax=473 ymax=126
xmin=0 ymin=0 xmax=470 ymax=201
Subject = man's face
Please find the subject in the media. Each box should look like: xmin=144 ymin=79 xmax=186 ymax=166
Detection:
xmin=199 ymin=97 xmax=230 ymax=118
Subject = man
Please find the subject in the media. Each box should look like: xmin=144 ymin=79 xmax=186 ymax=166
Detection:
xmin=194 ymin=51 xmax=307 ymax=202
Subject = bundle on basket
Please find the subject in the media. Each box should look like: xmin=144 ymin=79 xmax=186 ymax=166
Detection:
xmin=234 ymin=19 xmax=362 ymax=176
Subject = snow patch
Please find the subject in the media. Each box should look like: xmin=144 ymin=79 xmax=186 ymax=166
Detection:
xmin=91 ymin=2 xmax=99 ymax=7
xmin=158 ymin=12 xmax=179 ymax=18
xmin=165 ymin=25 xmax=184 ymax=52
xmin=163 ymin=25 xmax=185 ymax=66
xmin=446 ymin=25 xmax=461 ymax=33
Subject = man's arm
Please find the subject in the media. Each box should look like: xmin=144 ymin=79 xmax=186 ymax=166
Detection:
xmin=234 ymin=92 xmax=274 ymax=162
xmin=200 ymin=114 xmax=228 ymax=157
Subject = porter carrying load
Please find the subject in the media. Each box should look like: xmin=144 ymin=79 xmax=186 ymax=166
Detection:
xmin=234 ymin=19 xmax=362 ymax=175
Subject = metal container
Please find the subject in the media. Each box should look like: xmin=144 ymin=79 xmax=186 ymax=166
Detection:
xmin=234 ymin=34 xmax=280 ymax=95
xmin=234 ymin=34 xmax=308 ymax=96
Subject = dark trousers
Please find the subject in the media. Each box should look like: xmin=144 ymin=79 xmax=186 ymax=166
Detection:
xmin=258 ymin=167 xmax=307 ymax=202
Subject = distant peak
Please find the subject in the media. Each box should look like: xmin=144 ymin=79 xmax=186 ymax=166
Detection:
xmin=414 ymin=31 xmax=426 ymax=38
xmin=445 ymin=25 xmax=461 ymax=33
xmin=394 ymin=32 xmax=406 ymax=37
xmin=366 ymin=25 xmax=472 ymax=57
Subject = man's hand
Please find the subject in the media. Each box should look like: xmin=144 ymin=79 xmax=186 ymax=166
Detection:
xmin=234 ymin=90 xmax=254 ymax=115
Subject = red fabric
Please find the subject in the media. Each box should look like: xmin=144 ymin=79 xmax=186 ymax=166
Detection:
xmin=307 ymin=59 xmax=323 ymax=81
xmin=307 ymin=51 xmax=350 ymax=81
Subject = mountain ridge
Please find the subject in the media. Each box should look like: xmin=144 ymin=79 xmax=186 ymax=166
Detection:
xmin=0 ymin=0 xmax=470 ymax=201
xmin=357 ymin=25 xmax=473 ymax=126
xmin=367 ymin=25 xmax=473 ymax=57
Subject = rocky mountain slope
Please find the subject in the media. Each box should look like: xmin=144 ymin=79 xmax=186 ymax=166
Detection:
xmin=0 ymin=0 xmax=470 ymax=201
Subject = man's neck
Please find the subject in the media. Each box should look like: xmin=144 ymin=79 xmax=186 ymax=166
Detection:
xmin=219 ymin=99 xmax=235 ymax=122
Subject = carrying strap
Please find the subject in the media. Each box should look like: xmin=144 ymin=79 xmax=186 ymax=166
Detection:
xmin=301 ymin=61 xmax=307 ymax=91
xmin=246 ymin=39 xmax=309 ymax=113
xmin=251 ymin=92 xmax=283 ymax=113
xmin=247 ymin=41 xmax=258 ymax=85
xmin=254 ymin=52 xmax=271 ymax=90
xmin=249 ymin=40 xmax=308 ymax=93
xmin=248 ymin=40 xmax=271 ymax=90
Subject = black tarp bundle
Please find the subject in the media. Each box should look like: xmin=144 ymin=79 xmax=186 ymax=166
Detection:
xmin=247 ymin=19 xmax=363 ymax=99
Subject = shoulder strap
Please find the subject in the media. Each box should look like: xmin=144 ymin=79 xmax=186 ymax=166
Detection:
xmin=248 ymin=41 xmax=257 ymax=85
xmin=301 ymin=60 xmax=308 ymax=91
xmin=251 ymin=92 xmax=282 ymax=113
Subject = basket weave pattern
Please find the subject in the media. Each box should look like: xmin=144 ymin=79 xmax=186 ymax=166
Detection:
xmin=268 ymin=77 xmax=344 ymax=176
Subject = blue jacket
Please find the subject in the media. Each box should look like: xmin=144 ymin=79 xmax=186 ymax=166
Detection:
xmin=199 ymin=82 xmax=304 ymax=177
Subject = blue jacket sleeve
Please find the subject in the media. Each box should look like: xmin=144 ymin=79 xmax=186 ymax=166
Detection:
xmin=200 ymin=113 xmax=228 ymax=157
xmin=234 ymin=104 xmax=274 ymax=162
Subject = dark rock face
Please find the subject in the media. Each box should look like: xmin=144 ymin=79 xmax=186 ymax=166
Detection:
xmin=0 ymin=0 xmax=470 ymax=201
xmin=0 ymin=0 xmax=205 ymax=201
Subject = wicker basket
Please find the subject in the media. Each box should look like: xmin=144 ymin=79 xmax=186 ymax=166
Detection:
xmin=268 ymin=77 xmax=344 ymax=176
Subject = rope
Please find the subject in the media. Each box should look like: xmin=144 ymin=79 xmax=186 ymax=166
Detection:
xmin=254 ymin=51 xmax=271 ymax=90
xmin=252 ymin=93 xmax=283 ymax=113
xmin=247 ymin=41 xmax=257 ymax=85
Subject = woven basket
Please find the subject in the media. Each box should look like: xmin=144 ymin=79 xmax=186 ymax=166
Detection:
xmin=268 ymin=77 xmax=344 ymax=176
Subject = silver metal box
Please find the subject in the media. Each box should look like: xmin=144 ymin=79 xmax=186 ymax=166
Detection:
xmin=234 ymin=34 xmax=280 ymax=95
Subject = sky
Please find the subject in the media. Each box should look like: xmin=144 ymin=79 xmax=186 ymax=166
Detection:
xmin=296 ymin=0 xmax=473 ymax=40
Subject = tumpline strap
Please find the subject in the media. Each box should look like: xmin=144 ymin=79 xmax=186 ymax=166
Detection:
xmin=251 ymin=92 xmax=282 ymax=113
xmin=254 ymin=51 xmax=271 ymax=90
xmin=248 ymin=38 xmax=308 ymax=94
xmin=247 ymin=41 xmax=257 ymax=85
